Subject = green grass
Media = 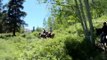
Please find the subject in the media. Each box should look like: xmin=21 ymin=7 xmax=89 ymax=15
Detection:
xmin=0 ymin=16 xmax=106 ymax=60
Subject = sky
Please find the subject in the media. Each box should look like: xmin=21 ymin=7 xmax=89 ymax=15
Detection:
xmin=3 ymin=0 xmax=50 ymax=30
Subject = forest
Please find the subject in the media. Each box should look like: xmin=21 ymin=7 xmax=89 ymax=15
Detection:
xmin=0 ymin=0 xmax=107 ymax=60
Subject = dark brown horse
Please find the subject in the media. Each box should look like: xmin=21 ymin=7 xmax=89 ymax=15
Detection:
xmin=47 ymin=32 xmax=55 ymax=38
xmin=96 ymin=28 xmax=107 ymax=44
xmin=96 ymin=28 xmax=102 ymax=36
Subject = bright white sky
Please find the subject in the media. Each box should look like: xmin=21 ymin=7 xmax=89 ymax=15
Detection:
xmin=3 ymin=0 xmax=50 ymax=30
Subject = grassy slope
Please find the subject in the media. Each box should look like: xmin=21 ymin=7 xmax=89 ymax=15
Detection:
xmin=0 ymin=16 xmax=107 ymax=60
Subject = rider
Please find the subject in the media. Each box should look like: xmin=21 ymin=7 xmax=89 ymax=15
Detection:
xmin=102 ymin=22 xmax=107 ymax=35
xmin=43 ymin=29 xmax=46 ymax=34
xmin=100 ymin=22 xmax=107 ymax=45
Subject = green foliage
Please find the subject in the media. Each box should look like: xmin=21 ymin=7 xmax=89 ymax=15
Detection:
xmin=0 ymin=17 xmax=106 ymax=60
xmin=35 ymin=27 xmax=42 ymax=32
xmin=0 ymin=0 xmax=107 ymax=60
xmin=4 ymin=0 xmax=27 ymax=36
xmin=0 ymin=32 xmax=72 ymax=60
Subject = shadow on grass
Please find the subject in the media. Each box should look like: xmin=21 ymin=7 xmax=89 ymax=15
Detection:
xmin=0 ymin=34 xmax=13 ymax=39
xmin=64 ymin=37 xmax=104 ymax=60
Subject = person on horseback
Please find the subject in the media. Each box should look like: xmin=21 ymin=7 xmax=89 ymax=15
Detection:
xmin=43 ymin=29 xmax=46 ymax=33
xmin=102 ymin=22 xmax=107 ymax=35
xmin=101 ymin=22 xmax=107 ymax=45
xmin=43 ymin=29 xmax=49 ymax=38
xmin=43 ymin=29 xmax=47 ymax=35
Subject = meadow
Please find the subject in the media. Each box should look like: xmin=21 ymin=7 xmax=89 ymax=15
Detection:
xmin=0 ymin=16 xmax=106 ymax=60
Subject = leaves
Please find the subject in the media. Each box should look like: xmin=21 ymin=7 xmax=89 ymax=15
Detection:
xmin=3 ymin=0 xmax=27 ymax=35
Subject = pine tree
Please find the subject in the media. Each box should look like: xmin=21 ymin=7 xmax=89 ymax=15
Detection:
xmin=5 ymin=0 xmax=26 ymax=36
xmin=32 ymin=26 xmax=35 ymax=32
xmin=0 ymin=0 xmax=3 ymax=33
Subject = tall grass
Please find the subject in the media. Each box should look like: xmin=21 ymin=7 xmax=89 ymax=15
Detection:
xmin=0 ymin=16 xmax=106 ymax=60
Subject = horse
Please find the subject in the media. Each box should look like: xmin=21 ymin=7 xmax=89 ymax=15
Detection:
xmin=96 ymin=28 xmax=107 ymax=44
xmin=47 ymin=32 xmax=55 ymax=38
xmin=96 ymin=28 xmax=107 ymax=51
xmin=39 ymin=32 xmax=47 ymax=38
xmin=39 ymin=32 xmax=55 ymax=38
xmin=96 ymin=28 xmax=102 ymax=36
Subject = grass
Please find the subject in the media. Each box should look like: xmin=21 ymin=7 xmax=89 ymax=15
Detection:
xmin=0 ymin=15 xmax=106 ymax=60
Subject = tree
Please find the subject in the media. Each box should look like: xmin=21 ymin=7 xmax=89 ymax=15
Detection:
xmin=36 ymin=27 xmax=42 ymax=32
xmin=5 ymin=0 xmax=26 ymax=36
xmin=32 ymin=26 xmax=35 ymax=32
xmin=43 ymin=18 xmax=48 ymax=29
xmin=38 ymin=0 xmax=107 ymax=44
xmin=84 ymin=0 xmax=94 ymax=43
xmin=74 ymin=0 xmax=89 ymax=40
xmin=47 ymin=16 xmax=55 ymax=31
xmin=0 ymin=0 xmax=3 ymax=33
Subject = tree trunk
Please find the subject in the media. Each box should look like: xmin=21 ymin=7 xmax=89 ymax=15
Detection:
xmin=79 ymin=0 xmax=89 ymax=40
xmin=13 ymin=28 xmax=16 ymax=36
xmin=92 ymin=0 xmax=95 ymax=4
xmin=74 ymin=0 xmax=88 ymax=39
xmin=0 ymin=24 xmax=2 ymax=33
xmin=13 ymin=23 xmax=16 ymax=36
xmin=84 ymin=0 xmax=94 ymax=44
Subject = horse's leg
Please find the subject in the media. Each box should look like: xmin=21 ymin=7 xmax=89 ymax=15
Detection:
xmin=43 ymin=34 xmax=46 ymax=38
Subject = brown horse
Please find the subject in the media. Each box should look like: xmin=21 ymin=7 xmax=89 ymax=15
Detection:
xmin=47 ymin=32 xmax=55 ymax=38
xmin=39 ymin=33 xmax=46 ymax=38
xmin=39 ymin=32 xmax=55 ymax=38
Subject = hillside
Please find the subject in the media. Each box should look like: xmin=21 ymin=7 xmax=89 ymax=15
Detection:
xmin=0 ymin=16 xmax=106 ymax=60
